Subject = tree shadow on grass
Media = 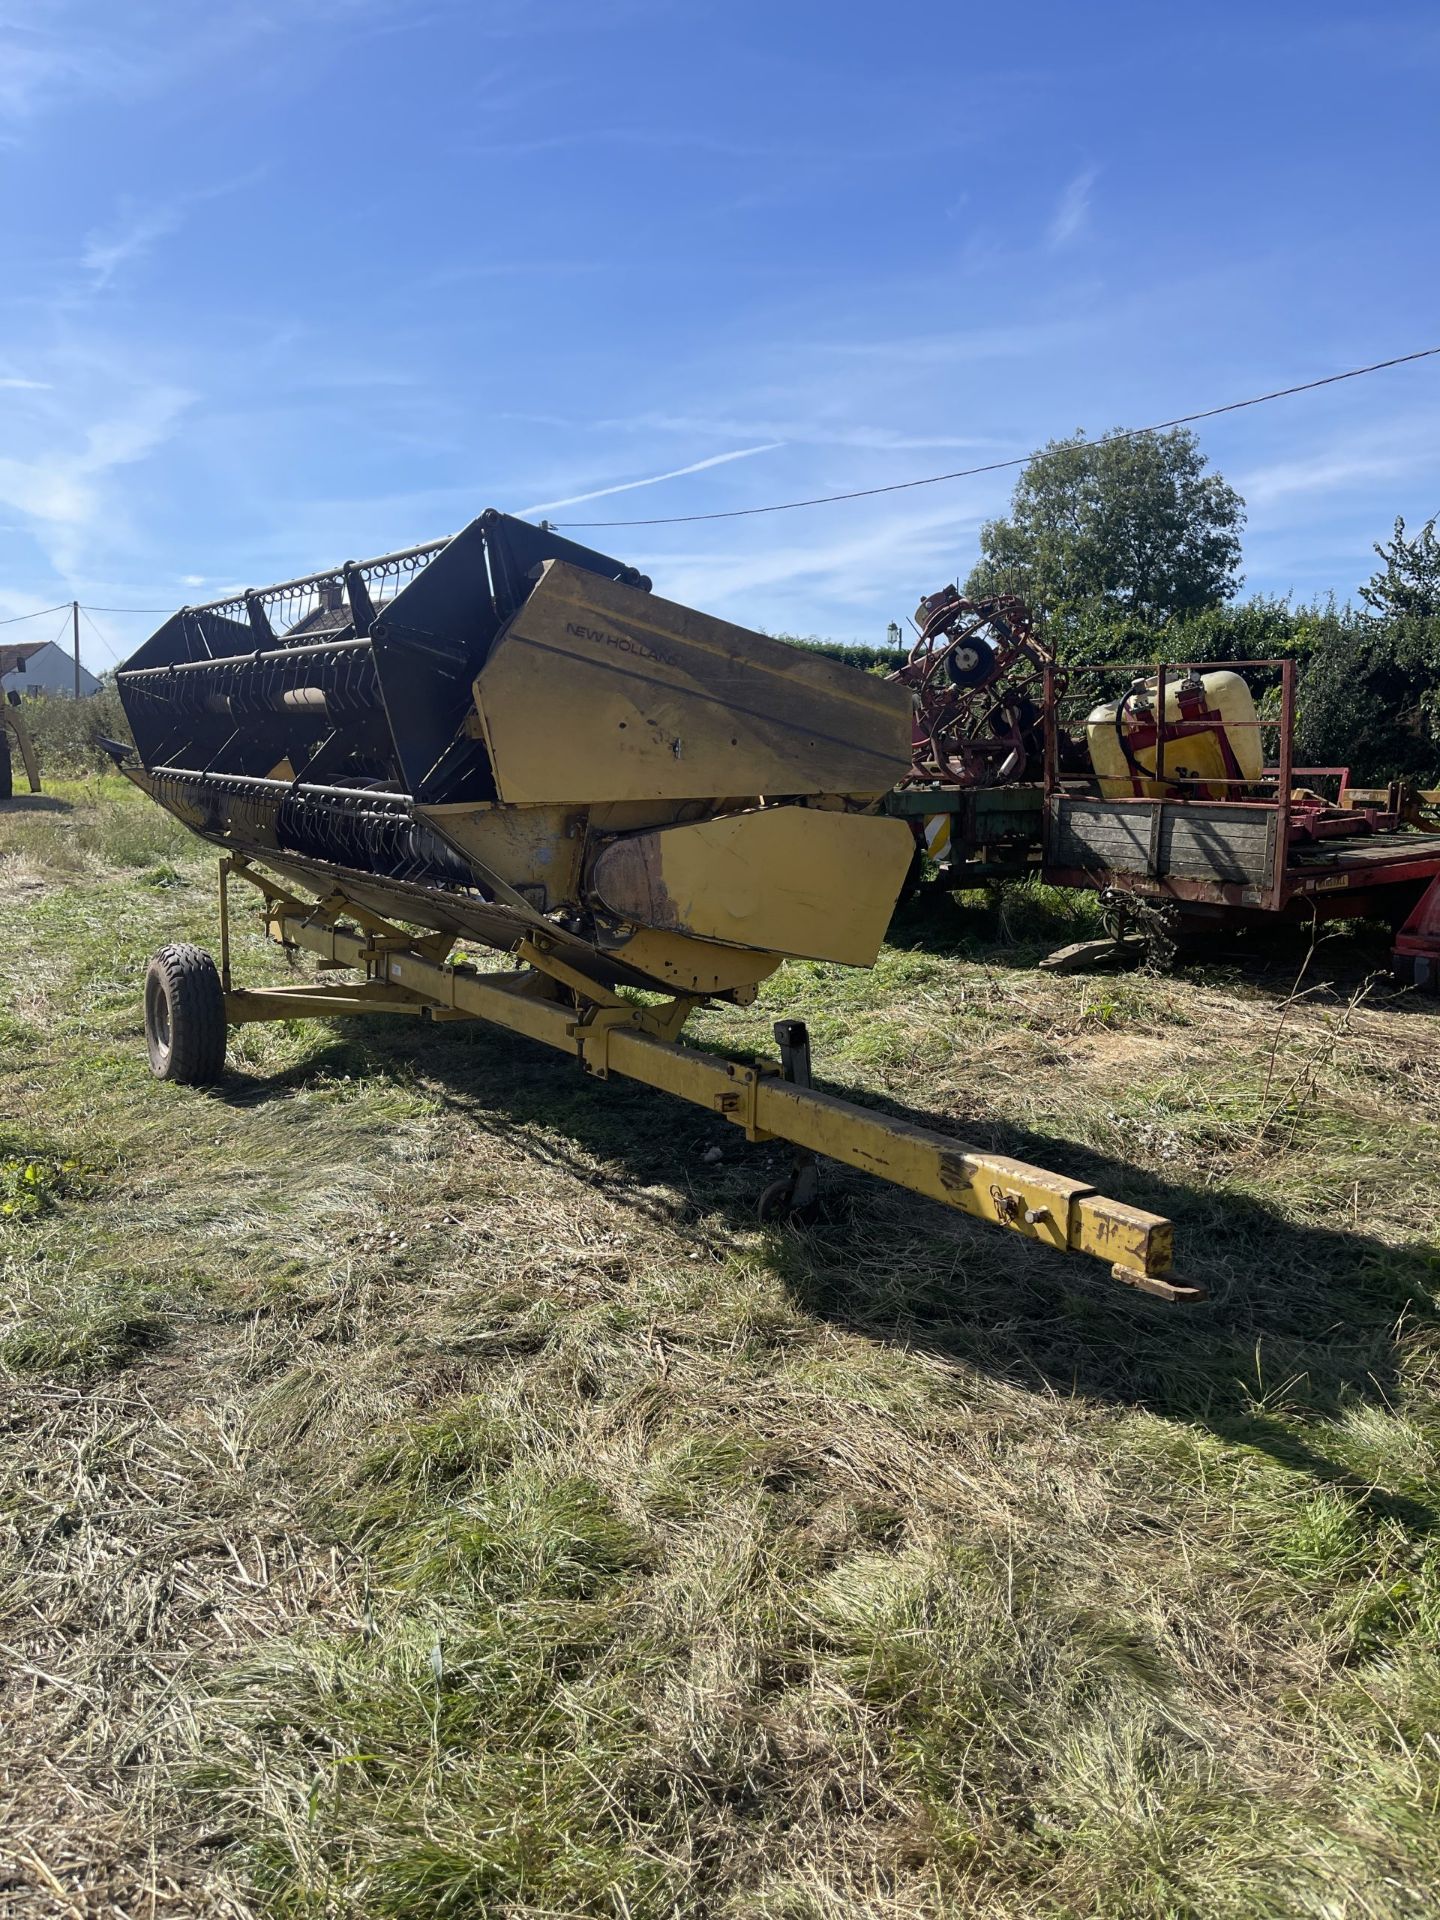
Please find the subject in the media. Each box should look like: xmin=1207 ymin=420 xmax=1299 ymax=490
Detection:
xmin=0 ymin=794 xmax=74 ymax=815
xmin=207 ymin=1010 xmax=1440 ymax=1533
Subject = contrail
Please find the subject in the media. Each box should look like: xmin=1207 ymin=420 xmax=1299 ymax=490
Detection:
xmin=519 ymin=443 xmax=782 ymax=516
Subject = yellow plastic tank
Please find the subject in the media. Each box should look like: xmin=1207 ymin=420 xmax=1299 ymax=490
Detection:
xmin=1086 ymin=670 xmax=1262 ymax=800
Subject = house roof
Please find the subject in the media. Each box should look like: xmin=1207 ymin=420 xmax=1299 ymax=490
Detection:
xmin=0 ymin=641 xmax=48 ymax=677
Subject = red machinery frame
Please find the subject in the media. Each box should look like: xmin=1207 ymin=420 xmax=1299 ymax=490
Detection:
xmin=1039 ymin=657 xmax=1440 ymax=984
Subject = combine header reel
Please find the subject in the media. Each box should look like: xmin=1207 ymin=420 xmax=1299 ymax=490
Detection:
xmin=116 ymin=511 xmax=1193 ymax=1301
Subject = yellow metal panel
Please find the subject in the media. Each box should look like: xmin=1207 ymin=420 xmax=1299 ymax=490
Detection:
xmin=407 ymin=803 xmax=785 ymax=992
xmin=473 ymin=561 xmax=912 ymax=805
xmin=226 ymin=984 xmax=428 ymax=1022
xmin=591 ymin=805 xmax=916 ymax=967
xmin=588 ymin=797 xmax=759 ymax=834
xmin=1073 ymin=1196 xmax=1175 ymax=1279
xmin=594 ymin=927 xmax=781 ymax=996
xmin=751 ymin=1081 xmax=1187 ymax=1292
xmin=755 ymin=1081 xmax=1087 ymax=1248
xmin=417 ymin=801 xmax=585 ymax=907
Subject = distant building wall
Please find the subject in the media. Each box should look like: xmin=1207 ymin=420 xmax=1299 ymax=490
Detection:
xmin=0 ymin=640 xmax=102 ymax=698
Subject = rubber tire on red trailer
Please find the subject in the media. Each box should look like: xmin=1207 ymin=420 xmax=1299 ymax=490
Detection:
xmin=144 ymin=944 xmax=227 ymax=1085
xmin=0 ymin=732 xmax=12 ymax=802
xmin=1393 ymin=952 xmax=1437 ymax=993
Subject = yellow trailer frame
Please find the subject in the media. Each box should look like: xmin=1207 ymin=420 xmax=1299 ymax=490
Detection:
xmin=205 ymin=856 xmax=1197 ymax=1303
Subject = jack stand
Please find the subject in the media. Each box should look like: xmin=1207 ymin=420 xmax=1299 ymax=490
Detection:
xmin=758 ymin=1019 xmax=822 ymax=1222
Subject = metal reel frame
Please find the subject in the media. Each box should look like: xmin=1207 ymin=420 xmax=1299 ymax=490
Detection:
xmin=893 ymin=589 xmax=1062 ymax=789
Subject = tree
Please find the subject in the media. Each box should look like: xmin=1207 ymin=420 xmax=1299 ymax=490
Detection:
xmin=1056 ymin=593 xmax=1311 ymax=672
xmin=1295 ymin=518 xmax=1440 ymax=784
xmin=1359 ymin=514 xmax=1440 ymax=620
xmin=772 ymin=633 xmax=906 ymax=673
xmin=964 ymin=427 xmax=1245 ymax=630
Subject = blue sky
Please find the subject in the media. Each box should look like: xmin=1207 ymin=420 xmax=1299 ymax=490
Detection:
xmin=2 ymin=0 xmax=1438 ymax=674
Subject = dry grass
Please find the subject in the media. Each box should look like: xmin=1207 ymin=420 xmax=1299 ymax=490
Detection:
xmin=1 ymin=781 xmax=1438 ymax=1916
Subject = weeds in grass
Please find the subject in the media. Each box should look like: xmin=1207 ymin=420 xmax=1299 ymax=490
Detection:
xmin=0 ymin=1149 xmax=71 ymax=1220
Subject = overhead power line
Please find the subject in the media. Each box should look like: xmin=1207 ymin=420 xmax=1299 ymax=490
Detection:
xmin=554 ymin=343 xmax=1440 ymax=529
xmin=4 ymin=344 xmax=1437 ymax=617
xmin=79 ymin=605 xmax=125 ymax=665
xmin=0 ymin=601 xmax=69 ymax=627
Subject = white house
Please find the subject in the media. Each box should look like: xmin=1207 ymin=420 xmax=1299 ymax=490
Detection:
xmin=0 ymin=640 xmax=102 ymax=698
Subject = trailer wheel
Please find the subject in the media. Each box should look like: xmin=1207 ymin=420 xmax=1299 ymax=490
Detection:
xmin=758 ymin=1163 xmax=821 ymax=1227
xmin=144 ymin=944 xmax=227 ymax=1085
xmin=0 ymin=732 xmax=12 ymax=803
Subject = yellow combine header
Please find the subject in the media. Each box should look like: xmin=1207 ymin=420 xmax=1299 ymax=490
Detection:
xmin=117 ymin=510 xmax=1195 ymax=1301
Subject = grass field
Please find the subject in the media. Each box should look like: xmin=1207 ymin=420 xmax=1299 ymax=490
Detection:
xmin=2 ymin=777 xmax=1439 ymax=1918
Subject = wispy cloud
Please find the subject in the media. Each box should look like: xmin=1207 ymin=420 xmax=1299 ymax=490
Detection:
xmin=0 ymin=5 xmax=212 ymax=130
xmin=814 ymin=315 xmax=1102 ymax=364
xmin=0 ymin=375 xmax=49 ymax=390
xmin=0 ymin=2 xmax=422 ymax=132
xmin=0 ymin=369 xmax=193 ymax=576
xmin=0 ymin=14 xmax=131 ymax=129
xmin=1237 ymin=412 xmax=1440 ymax=511
xmin=519 ymin=444 xmax=783 ymax=516
xmin=1241 ymin=447 xmax=1431 ymax=508
xmin=78 ymin=171 xmax=265 ymax=292
xmin=80 ymin=201 xmax=185 ymax=290
xmin=1047 ymin=166 xmax=1097 ymax=249
xmin=593 ymin=410 xmax=1013 ymax=455
xmin=655 ymin=498 xmax=984 ymax=637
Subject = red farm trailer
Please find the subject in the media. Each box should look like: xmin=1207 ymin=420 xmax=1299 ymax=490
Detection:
xmin=884 ymin=590 xmax=1440 ymax=989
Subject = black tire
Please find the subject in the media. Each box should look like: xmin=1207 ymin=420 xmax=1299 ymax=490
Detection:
xmin=758 ymin=1178 xmax=794 ymax=1223
xmin=0 ymin=732 xmax=12 ymax=803
xmin=757 ymin=1176 xmax=821 ymax=1228
xmin=945 ymin=634 xmax=996 ymax=689
xmin=144 ymin=944 xmax=227 ymax=1085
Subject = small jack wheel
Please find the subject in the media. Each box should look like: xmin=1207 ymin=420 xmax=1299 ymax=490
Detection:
xmin=757 ymin=1160 xmax=821 ymax=1227
xmin=144 ymin=943 xmax=227 ymax=1085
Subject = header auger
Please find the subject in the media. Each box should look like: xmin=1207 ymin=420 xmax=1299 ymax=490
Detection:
xmin=116 ymin=510 xmax=1196 ymax=1302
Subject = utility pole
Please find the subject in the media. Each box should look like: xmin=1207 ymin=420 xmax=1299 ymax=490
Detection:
xmin=72 ymin=600 xmax=80 ymax=699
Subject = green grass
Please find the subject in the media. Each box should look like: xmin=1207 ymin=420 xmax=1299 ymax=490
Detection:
xmin=0 ymin=1262 xmax=168 ymax=1380
xmin=2 ymin=778 xmax=1439 ymax=1916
